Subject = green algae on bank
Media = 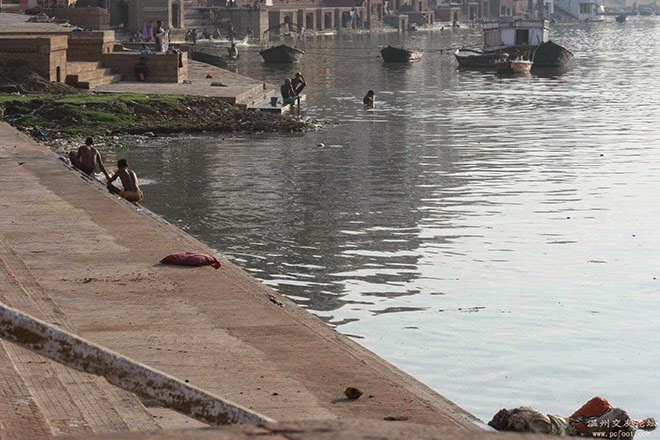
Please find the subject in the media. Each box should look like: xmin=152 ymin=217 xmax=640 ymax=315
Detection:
xmin=0 ymin=93 xmax=311 ymax=138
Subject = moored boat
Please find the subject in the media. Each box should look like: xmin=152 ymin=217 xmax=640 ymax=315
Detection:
xmin=380 ymin=45 xmax=423 ymax=62
xmin=454 ymin=48 xmax=497 ymax=68
xmin=615 ymin=14 xmax=627 ymax=22
xmin=532 ymin=40 xmax=573 ymax=67
xmin=189 ymin=50 xmax=229 ymax=68
xmin=260 ymin=44 xmax=305 ymax=63
xmin=260 ymin=23 xmax=306 ymax=63
xmin=454 ymin=19 xmax=573 ymax=69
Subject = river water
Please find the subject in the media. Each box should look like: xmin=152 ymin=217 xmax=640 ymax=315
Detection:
xmin=115 ymin=18 xmax=660 ymax=429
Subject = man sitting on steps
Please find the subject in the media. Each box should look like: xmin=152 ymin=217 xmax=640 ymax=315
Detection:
xmin=280 ymin=78 xmax=297 ymax=107
xmin=69 ymin=137 xmax=110 ymax=180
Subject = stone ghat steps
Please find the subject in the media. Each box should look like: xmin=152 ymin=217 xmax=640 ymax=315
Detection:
xmin=0 ymin=237 xmax=161 ymax=437
xmin=67 ymin=67 xmax=115 ymax=82
xmin=233 ymin=84 xmax=277 ymax=108
xmin=65 ymin=62 xmax=122 ymax=90
xmin=75 ymin=74 xmax=123 ymax=90
xmin=185 ymin=12 xmax=213 ymax=30
xmin=183 ymin=0 xmax=214 ymax=29
xmin=66 ymin=61 xmax=104 ymax=74
xmin=248 ymin=93 xmax=306 ymax=114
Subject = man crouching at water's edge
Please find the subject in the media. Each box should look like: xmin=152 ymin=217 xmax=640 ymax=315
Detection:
xmin=107 ymin=159 xmax=144 ymax=203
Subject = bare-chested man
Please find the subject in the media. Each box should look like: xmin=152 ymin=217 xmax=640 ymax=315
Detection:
xmin=106 ymin=159 xmax=144 ymax=203
xmin=69 ymin=137 xmax=110 ymax=179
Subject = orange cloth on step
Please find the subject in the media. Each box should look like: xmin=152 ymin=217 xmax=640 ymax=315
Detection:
xmin=569 ymin=397 xmax=614 ymax=435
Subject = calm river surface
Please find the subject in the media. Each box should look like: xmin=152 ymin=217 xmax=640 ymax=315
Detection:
xmin=115 ymin=18 xmax=660 ymax=428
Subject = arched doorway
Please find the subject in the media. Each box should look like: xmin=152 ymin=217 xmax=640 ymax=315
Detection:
xmin=172 ymin=1 xmax=181 ymax=28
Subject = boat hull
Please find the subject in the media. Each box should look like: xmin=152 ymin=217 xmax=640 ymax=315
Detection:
xmin=189 ymin=51 xmax=228 ymax=68
xmin=454 ymin=48 xmax=497 ymax=68
xmin=381 ymin=45 xmax=423 ymax=62
xmin=260 ymin=45 xmax=304 ymax=63
xmin=532 ymin=41 xmax=573 ymax=67
xmin=455 ymin=41 xmax=572 ymax=69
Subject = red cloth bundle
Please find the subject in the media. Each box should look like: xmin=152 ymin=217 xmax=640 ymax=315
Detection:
xmin=160 ymin=252 xmax=221 ymax=269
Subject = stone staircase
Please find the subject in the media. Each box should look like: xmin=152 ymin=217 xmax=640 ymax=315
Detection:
xmin=183 ymin=0 xmax=212 ymax=30
xmin=0 ymin=238 xmax=161 ymax=437
xmin=65 ymin=62 xmax=122 ymax=90
xmin=234 ymin=83 xmax=279 ymax=108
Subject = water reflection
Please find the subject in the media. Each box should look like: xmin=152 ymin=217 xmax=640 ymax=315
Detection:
xmin=530 ymin=65 xmax=572 ymax=78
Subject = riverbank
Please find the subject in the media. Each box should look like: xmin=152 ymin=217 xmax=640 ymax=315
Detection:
xmin=0 ymin=53 xmax=315 ymax=139
xmin=0 ymin=121 xmax=482 ymax=437
xmin=0 ymin=92 xmax=311 ymax=139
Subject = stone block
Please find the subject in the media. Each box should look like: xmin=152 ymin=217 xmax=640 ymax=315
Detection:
xmin=0 ymin=36 xmax=68 ymax=82
xmin=101 ymin=52 xmax=187 ymax=83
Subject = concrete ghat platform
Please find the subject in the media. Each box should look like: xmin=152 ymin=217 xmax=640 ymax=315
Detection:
xmin=95 ymin=60 xmax=277 ymax=107
xmin=63 ymin=420 xmax=550 ymax=440
xmin=0 ymin=122 xmax=482 ymax=438
xmin=249 ymin=94 xmax=306 ymax=114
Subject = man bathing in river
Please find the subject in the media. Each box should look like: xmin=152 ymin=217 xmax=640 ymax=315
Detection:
xmin=363 ymin=90 xmax=375 ymax=108
xmin=69 ymin=137 xmax=110 ymax=180
xmin=291 ymin=72 xmax=306 ymax=96
xmin=107 ymin=159 xmax=144 ymax=203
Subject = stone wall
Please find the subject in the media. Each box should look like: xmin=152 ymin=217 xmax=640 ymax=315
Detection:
xmin=434 ymin=4 xmax=461 ymax=21
xmin=266 ymin=6 xmax=363 ymax=29
xmin=0 ymin=35 xmax=68 ymax=82
xmin=67 ymin=30 xmax=115 ymax=61
xmin=400 ymin=10 xmax=433 ymax=25
xmin=213 ymin=8 xmax=269 ymax=38
xmin=41 ymin=7 xmax=111 ymax=29
xmin=382 ymin=12 xmax=408 ymax=28
xmin=101 ymin=52 xmax=188 ymax=82
xmin=131 ymin=0 xmax=185 ymax=31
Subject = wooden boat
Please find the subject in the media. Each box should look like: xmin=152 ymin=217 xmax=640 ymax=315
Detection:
xmin=454 ymin=19 xmax=573 ymax=69
xmin=532 ymin=41 xmax=573 ymax=67
xmin=260 ymin=44 xmax=305 ymax=63
xmin=189 ymin=50 xmax=229 ymax=68
xmin=495 ymin=56 xmax=533 ymax=74
xmin=454 ymin=48 xmax=498 ymax=68
xmin=260 ymin=23 xmax=305 ymax=63
xmin=380 ymin=45 xmax=423 ymax=62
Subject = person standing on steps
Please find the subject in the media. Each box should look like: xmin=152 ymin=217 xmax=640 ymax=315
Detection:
xmin=154 ymin=20 xmax=169 ymax=53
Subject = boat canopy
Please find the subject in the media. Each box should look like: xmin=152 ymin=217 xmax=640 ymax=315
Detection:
xmin=260 ymin=22 xmax=305 ymax=52
xmin=482 ymin=19 xmax=549 ymax=50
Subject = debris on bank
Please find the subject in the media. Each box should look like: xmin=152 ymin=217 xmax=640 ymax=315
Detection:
xmin=0 ymin=61 xmax=81 ymax=95
xmin=1 ymin=94 xmax=312 ymax=138
xmin=0 ymin=65 xmax=314 ymax=138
